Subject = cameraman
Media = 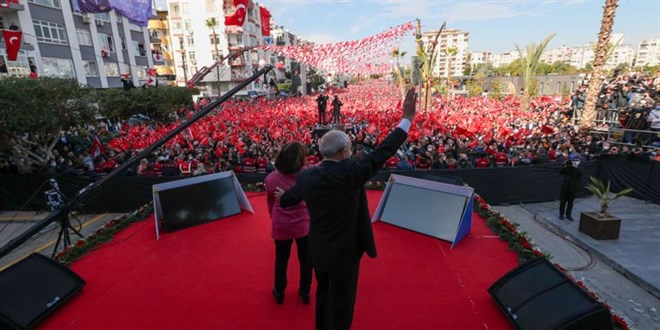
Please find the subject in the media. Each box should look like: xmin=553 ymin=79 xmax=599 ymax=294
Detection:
xmin=559 ymin=155 xmax=583 ymax=221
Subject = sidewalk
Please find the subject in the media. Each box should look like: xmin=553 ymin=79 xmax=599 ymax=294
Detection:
xmin=493 ymin=196 xmax=660 ymax=329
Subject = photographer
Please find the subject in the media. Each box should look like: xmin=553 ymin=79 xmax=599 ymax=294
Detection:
xmin=559 ymin=155 xmax=584 ymax=221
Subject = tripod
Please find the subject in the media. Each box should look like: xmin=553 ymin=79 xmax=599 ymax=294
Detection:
xmin=51 ymin=206 xmax=84 ymax=257
xmin=45 ymin=179 xmax=85 ymax=257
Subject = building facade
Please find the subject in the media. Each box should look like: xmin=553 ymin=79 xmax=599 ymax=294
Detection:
xmin=634 ymin=37 xmax=660 ymax=67
xmin=421 ymin=28 xmax=469 ymax=79
xmin=167 ymin=0 xmax=279 ymax=96
xmin=0 ymin=0 xmax=156 ymax=88
xmin=148 ymin=9 xmax=176 ymax=85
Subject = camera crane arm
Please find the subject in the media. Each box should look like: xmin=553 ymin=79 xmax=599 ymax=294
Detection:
xmin=186 ymin=45 xmax=260 ymax=90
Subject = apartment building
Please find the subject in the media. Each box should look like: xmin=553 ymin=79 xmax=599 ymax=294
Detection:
xmin=0 ymin=0 xmax=156 ymax=88
xmin=634 ymin=36 xmax=660 ymax=67
xmin=148 ymin=9 xmax=175 ymax=85
xmin=421 ymin=28 xmax=469 ymax=78
xmin=167 ymin=0 xmax=276 ymax=96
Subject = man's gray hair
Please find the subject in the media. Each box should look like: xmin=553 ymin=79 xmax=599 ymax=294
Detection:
xmin=319 ymin=130 xmax=351 ymax=158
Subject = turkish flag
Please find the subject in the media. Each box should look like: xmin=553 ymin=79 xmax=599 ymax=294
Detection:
xmin=259 ymin=6 xmax=271 ymax=36
xmin=225 ymin=0 xmax=248 ymax=27
xmin=3 ymin=30 xmax=22 ymax=61
xmin=90 ymin=136 xmax=105 ymax=158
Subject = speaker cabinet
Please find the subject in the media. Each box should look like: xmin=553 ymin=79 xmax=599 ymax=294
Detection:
xmin=0 ymin=253 xmax=85 ymax=329
xmin=489 ymin=257 xmax=612 ymax=330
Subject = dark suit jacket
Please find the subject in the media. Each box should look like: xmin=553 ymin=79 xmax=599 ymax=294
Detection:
xmin=281 ymin=128 xmax=408 ymax=271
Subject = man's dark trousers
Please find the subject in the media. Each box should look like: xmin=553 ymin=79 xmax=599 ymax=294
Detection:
xmin=314 ymin=260 xmax=360 ymax=330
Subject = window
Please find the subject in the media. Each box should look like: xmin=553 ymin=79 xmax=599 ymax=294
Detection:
xmin=28 ymin=0 xmax=61 ymax=8
xmin=184 ymin=20 xmax=191 ymax=32
xmin=132 ymin=41 xmax=146 ymax=56
xmin=76 ymin=29 xmax=93 ymax=46
xmin=33 ymin=19 xmax=68 ymax=45
xmin=128 ymin=21 xmax=142 ymax=31
xmin=136 ymin=66 xmax=148 ymax=80
xmin=188 ymin=51 xmax=196 ymax=65
xmin=94 ymin=13 xmax=110 ymax=22
xmin=186 ymin=35 xmax=194 ymax=47
xmin=205 ymin=0 xmax=216 ymax=12
xmin=210 ymin=34 xmax=220 ymax=45
xmin=170 ymin=4 xmax=180 ymax=16
xmin=41 ymin=57 xmax=75 ymax=78
xmin=83 ymin=61 xmax=99 ymax=76
xmin=98 ymin=33 xmax=114 ymax=52
xmin=116 ymin=14 xmax=122 ymax=23
xmin=104 ymin=62 xmax=120 ymax=77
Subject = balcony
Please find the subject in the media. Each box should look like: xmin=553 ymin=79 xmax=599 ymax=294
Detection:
xmin=228 ymin=44 xmax=243 ymax=51
xmin=0 ymin=1 xmax=24 ymax=12
xmin=229 ymin=59 xmax=245 ymax=66
xmin=225 ymin=26 xmax=243 ymax=35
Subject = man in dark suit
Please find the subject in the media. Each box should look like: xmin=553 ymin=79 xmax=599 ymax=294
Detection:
xmin=316 ymin=92 xmax=329 ymax=126
xmin=275 ymin=88 xmax=417 ymax=329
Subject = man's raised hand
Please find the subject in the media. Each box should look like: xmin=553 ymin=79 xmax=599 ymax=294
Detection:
xmin=403 ymin=87 xmax=417 ymax=122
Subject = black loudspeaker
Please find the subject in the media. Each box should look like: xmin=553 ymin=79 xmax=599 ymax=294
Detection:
xmin=418 ymin=173 xmax=463 ymax=186
xmin=312 ymin=127 xmax=333 ymax=138
xmin=488 ymin=257 xmax=612 ymax=330
xmin=0 ymin=253 xmax=85 ymax=329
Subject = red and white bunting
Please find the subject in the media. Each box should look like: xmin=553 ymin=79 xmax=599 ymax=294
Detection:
xmin=262 ymin=22 xmax=414 ymax=75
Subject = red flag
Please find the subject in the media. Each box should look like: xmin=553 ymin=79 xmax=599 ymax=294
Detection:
xmin=90 ymin=136 xmax=105 ymax=159
xmin=259 ymin=6 xmax=271 ymax=37
xmin=3 ymin=30 xmax=22 ymax=61
xmin=541 ymin=125 xmax=555 ymax=135
xmin=225 ymin=0 xmax=248 ymax=27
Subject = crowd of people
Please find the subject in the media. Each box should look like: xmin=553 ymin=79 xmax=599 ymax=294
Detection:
xmin=1 ymin=79 xmax=659 ymax=177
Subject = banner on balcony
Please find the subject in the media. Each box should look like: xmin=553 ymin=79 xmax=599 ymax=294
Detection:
xmin=2 ymin=29 xmax=22 ymax=61
xmin=72 ymin=0 xmax=152 ymax=26
xmin=262 ymin=22 xmax=414 ymax=76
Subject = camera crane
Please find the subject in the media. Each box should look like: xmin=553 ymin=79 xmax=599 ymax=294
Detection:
xmin=186 ymin=45 xmax=259 ymax=90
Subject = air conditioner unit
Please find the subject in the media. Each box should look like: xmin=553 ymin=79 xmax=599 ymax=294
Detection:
xmin=82 ymin=14 xmax=92 ymax=24
xmin=95 ymin=19 xmax=104 ymax=27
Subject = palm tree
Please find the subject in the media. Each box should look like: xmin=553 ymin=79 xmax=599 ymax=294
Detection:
xmin=444 ymin=47 xmax=459 ymax=90
xmin=390 ymin=47 xmax=407 ymax=100
xmin=205 ymin=17 xmax=221 ymax=95
xmin=581 ymin=0 xmax=619 ymax=129
xmin=515 ymin=33 xmax=555 ymax=109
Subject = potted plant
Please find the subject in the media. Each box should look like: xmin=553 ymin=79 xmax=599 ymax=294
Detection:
xmin=579 ymin=176 xmax=633 ymax=240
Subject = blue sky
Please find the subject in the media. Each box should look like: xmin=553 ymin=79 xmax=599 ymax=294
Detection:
xmin=158 ymin=0 xmax=659 ymax=53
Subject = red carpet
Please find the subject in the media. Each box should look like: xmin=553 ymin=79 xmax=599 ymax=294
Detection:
xmin=40 ymin=191 xmax=518 ymax=329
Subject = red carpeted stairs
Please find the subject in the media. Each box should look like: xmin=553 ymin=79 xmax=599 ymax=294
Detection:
xmin=40 ymin=191 xmax=518 ymax=329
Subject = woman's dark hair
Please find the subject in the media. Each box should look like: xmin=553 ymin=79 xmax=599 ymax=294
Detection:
xmin=275 ymin=142 xmax=306 ymax=174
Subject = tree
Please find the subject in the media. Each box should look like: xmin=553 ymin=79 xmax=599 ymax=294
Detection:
xmin=466 ymin=72 xmax=485 ymax=97
xmin=0 ymin=77 xmax=98 ymax=173
xmin=415 ymin=20 xmax=446 ymax=110
xmin=98 ymin=86 xmax=194 ymax=123
xmin=390 ymin=47 xmax=407 ymax=100
xmin=472 ymin=62 xmax=495 ymax=77
xmin=444 ymin=47 xmax=459 ymax=88
xmin=581 ymin=0 xmax=618 ymax=129
xmin=206 ymin=17 xmax=222 ymax=96
xmin=489 ymin=78 xmax=504 ymax=100
xmin=494 ymin=59 xmax=524 ymax=76
xmin=516 ymin=33 xmax=556 ymax=108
